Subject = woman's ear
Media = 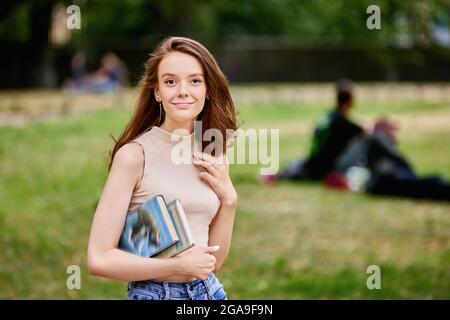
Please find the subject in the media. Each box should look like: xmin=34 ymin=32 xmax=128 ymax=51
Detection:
xmin=154 ymin=87 xmax=160 ymax=101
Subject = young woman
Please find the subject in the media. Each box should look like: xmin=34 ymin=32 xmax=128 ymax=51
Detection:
xmin=87 ymin=36 xmax=238 ymax=300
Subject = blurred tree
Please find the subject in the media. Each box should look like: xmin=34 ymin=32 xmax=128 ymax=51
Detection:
xmin=0 ymin=0 xmax=57 ymax=87
xmin=0 ymin=0 xmax=448 ymax=86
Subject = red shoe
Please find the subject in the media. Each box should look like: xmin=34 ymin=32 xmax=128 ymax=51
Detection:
xmin=259 ymin=173 xmax=279 ymax=185
xmin=322 ymin=172 xmax=348 ymax=190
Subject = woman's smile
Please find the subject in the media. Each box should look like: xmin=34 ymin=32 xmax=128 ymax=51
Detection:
xmin=172 ymin=101 xmax=195 ymax=109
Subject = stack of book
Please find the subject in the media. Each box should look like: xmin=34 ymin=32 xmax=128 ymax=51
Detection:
xmin=118 ymin=195 xmax=195 ymax=258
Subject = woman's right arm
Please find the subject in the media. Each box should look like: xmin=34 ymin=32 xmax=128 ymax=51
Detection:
xmin=87 ymin=143 xmax=217 ymax=282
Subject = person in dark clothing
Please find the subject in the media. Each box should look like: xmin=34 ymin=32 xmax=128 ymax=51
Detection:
xmin=335 ymin=118 xmax=450 ymax=201
xmin=362 ymin=123 xmax=450 ymax=201
xmin=305 ymin=108 xmax=363 ymax=179
xmin=275 ymin=79 xmax=364 ymax=180
xmin=262 ymin=79 xmax=450 ymax=201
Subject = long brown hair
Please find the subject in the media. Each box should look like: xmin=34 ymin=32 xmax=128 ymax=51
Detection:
xmin=108 ymin=36 xmax=238 ymax=171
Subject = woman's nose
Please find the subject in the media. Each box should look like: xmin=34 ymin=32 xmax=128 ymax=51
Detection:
xmin=177 ymin=81 xmax=189 ymax=96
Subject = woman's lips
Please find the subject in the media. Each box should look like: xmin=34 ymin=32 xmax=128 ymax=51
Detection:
xmin=173 ymin=102 xmax=195 ymax=109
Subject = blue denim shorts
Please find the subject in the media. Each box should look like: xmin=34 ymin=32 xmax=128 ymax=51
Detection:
xmin=127 ymin=273 xmax=227 ymax=300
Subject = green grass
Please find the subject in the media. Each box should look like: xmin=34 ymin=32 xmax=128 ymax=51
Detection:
xmin=0 ymin=98 xmax=449 ymax=299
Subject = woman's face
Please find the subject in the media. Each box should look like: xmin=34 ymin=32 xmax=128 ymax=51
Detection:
xmin=155 ymin=51 xmax=207 ymax=127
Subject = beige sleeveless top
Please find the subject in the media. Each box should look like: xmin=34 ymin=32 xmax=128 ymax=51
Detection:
xmin=127 ymin=126 xmax=221 ymax=246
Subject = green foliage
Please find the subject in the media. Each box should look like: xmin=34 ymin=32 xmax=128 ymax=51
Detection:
xmin=1 ymin=0 xmax=449 ymax=46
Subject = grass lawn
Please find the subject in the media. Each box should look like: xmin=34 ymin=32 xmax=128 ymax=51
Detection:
xmin=0 ymin=95 xmax=449 ymax=299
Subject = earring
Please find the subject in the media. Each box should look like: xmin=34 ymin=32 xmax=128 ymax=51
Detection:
xmin=158 ymin=101 xmax=162 ymax=125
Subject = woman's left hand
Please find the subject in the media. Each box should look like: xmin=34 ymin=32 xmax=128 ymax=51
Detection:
xmin=194 ymin=152 xmax=237 ymax=208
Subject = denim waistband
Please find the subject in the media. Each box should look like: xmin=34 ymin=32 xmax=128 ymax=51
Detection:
xmin=128 ymin=273 xmax=222 ymax=300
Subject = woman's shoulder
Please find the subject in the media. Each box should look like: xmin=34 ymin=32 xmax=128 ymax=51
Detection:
xmin=112 ymin=142 xmax=144 ymax=172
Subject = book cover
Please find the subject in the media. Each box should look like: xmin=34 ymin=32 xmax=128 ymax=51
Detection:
xmin=118 ymin=195 xmax=179 ymax=257
xmin=155 ymin=199 xmax=195 ymax=258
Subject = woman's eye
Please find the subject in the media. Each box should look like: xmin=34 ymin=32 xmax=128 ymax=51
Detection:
xmin=164 ymin=79 xmax=176 ymax=85
xmin=192 ymin=79 xmax=202 ymax=84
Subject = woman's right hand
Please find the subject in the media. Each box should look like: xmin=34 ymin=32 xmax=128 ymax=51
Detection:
xmin=176 ymin=245 xmax=220 ymax=280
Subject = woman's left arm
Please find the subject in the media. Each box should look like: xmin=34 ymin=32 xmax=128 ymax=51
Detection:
xmin=194 ymin=152 xmax=237 ymax=271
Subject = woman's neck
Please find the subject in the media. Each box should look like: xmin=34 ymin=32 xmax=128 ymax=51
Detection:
xmin=160 ymin=119 xmax=194 ymax=135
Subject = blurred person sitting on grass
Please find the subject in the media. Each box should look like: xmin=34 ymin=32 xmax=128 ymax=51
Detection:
xmin=266 ymin=79 xmax=365 ymax=182
xmin=63 ymin=52 xmax=129 ymax=93
xmin=262 ymin=79 xmax=450 ymax=201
